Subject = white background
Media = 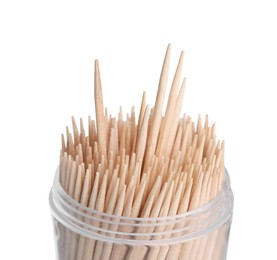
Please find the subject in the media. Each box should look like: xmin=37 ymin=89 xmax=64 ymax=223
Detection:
xmin=0 ymin=0 xmax=276 ymax=259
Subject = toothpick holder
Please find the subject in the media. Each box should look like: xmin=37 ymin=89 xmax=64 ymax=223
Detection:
xmin=49 ymin=168 xmax=233 ymax=260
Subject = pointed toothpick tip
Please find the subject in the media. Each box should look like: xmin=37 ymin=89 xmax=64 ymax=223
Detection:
xmin=166 ymin=44 xmax=171 ymax=56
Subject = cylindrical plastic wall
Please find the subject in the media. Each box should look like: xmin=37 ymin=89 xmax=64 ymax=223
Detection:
xmin=49 ymin=169 xmax=233 ymax=260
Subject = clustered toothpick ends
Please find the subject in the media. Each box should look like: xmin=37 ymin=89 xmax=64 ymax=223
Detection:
xmin=59 ymin=45 xmax=225 ymax=260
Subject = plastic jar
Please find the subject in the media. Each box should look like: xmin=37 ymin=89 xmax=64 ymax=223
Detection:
xmin=49 ymin=168 xmax=234 ymax=260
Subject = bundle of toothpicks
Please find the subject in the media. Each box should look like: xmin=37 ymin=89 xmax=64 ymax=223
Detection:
xmin=59 ymin=45 xmax=225 ymax=260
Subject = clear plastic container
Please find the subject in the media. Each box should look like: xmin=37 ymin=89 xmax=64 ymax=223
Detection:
xmin=49 ymin=168 xmax=234 ymax=260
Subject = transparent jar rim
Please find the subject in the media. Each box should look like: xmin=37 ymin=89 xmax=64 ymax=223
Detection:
xmin=51 ymin=167 xmax=232 ymax=222
xmin=49 ymin=167 xmax=233 ymax=244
